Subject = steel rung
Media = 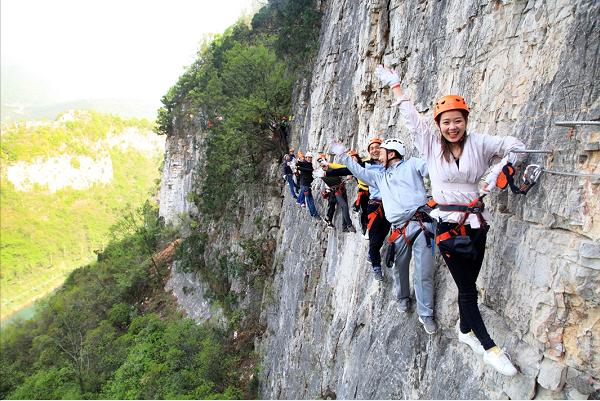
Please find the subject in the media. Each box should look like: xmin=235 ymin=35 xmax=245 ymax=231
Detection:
xmin=554 ymin=121 xmax=600 ymax=127
xmin=509 ymin=150 xmax=553 ymax=154
xmin=542 ymin=169 xmax=600 ymax=179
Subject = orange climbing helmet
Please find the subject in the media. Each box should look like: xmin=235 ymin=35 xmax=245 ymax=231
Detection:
xmin=347 ymin=149 xmax=359 ymax=158
xmin=297 ymin=151 xmax=305 ymax=158
xmin=367 ymin=137 xmax=383 ymax=151
xmin=317 ymin=153 xmax=328 ymax=162
xmin=433 ymin=95 xmax=470 ymax=121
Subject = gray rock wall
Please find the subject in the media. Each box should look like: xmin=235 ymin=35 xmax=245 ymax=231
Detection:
xmin=157 ymin=0 xmax=598 ymax=398
xmin=158 ymin=105 xmax=204 ymax=226
xmin=257 ymin=0 xmax=599 ymax=399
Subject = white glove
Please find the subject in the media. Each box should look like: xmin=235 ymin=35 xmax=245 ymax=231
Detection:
xmin=313 ymin=169 xmax=325 ymax=178
xmin=329 ymin=140 xmax=347 ymax=157
xmin=483 ymin=156 xmax=509 ymax=193
xmin=375 ymin=65 xmax=400 ymax=88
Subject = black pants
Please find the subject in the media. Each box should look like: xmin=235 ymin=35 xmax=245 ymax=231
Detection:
xmin=354 ymin=189 xmax=369 ymax=235
xmin=326 ymin=190 xmax=353 ymax=229
xmin=367 ymin=202 xmax=391 ymax=268
xmin=438 ymin=222 xmax=496 ymax=350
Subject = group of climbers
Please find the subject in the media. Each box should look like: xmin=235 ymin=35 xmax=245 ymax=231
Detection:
xmin=315 ymin=154 xmax=356 ymax=232
xmin=319 ymin=138 xmax=391 ymax=282
xmin=280 ymin=65 xmax=529 ymax=377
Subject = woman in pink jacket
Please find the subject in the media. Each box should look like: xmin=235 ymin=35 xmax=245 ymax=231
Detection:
xmin=376 ymin=66 xmax=525 ymax=376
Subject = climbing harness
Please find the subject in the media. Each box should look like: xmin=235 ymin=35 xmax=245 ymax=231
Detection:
xmin=353 ymin=188 xmax=369 ymax=212
xmin=366 ymin=199 xmax=384 ymax=231
xmin=385 ymin=206 xmax=435 ymax=267
xmin=434 ymin=196 xmax=488 ymax=259
xmin=496 ymin=162 xmax=543 ymax=195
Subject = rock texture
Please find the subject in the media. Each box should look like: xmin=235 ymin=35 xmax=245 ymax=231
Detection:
xmin=159 ymin=0 xmax=599 ymax=399
xmin=158 ymin=105 xmax=204 ymax=226
xmin=257 ymin=0 xmax=599 ymax=399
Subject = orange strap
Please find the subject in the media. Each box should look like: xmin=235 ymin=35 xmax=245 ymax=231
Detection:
xmin=354 ymin=189 xmax=368 ymax=207
xmin=435 ymin=225 xmax=467 ymax=245
xmin=387 ymin=221 xmax=411 ymax=245
xmin=367 ymin=205 xmax=383 ymax=231
xmin=387 ymin=227 xmax=402 ymax=244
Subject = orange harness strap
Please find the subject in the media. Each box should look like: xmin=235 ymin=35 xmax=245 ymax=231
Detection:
xmin=435 ymin=225 xmax=467 ymax=245
xmin=354 ymin=189 xmax=368 ymax=208
xmin=367 ymin=204 xmax=384 ymax=231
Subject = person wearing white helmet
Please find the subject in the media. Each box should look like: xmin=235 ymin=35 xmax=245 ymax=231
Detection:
xmin=330 ymin=138 xmax=438 ymax=335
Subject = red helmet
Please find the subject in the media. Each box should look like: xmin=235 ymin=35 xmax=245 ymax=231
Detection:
xmin=433 ymin=95 xmax=470 ymax=121
xmin=367 ymin=137 xmax=383 ymax=152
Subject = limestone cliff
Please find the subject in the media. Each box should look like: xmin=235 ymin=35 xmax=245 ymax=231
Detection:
xmin=159 ymin=0 xmax=599 ymax=399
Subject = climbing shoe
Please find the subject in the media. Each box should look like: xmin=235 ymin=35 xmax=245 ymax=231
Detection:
xmin=418 ymin=316 xmax=438 ymax=334
xmin=396 ymin=297 xmax=410 ymax=313
xmin=362 ymin=231 xmax=369 ymax=240
xmin=483 ymin=347 xmax=517 ymax=376
xmin=322 ymin=217 xmax=334 ymax=227
xmin=372 ymin=267 xmax=383 ymax=282
xmin=457 ymin=327 xmax=485 ymax=355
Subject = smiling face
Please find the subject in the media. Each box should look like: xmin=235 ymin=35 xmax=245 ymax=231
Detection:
xmin=438 ymin=110 xmax=467 ymax=143
xmin=368 ymin=143 xmax=381 ymax=160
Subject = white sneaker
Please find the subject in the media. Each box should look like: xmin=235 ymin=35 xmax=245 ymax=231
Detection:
xmin=457 ymin=328 xmax=485 ymax=355
xmin=483 ymin=347 xmax=518 ymax=376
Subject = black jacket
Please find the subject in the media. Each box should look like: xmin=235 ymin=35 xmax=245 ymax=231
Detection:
xmin=282 ymin=160 xmax=293 ymax=175
xmin=296 ymin=160 xmax=314 ymax=187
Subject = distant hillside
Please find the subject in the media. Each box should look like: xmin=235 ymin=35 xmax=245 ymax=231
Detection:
xmin=0 ymin=110 xmax=165 ymax=320
xmin=1 ymin=65 xmax=160 ymax=122
xmin=1 ymin=98 xmax=160 ymax=122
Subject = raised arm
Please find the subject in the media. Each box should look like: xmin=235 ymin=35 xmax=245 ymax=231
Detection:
xmin=326 ymin=164 xmax=353 ymax=177
xmin=329 ymin=140 xmax=381 ymax=187
xmin=375 ymin=65 xmax=437 ymax=157
xmin=296 ymin=163 xmax=313 ymax=172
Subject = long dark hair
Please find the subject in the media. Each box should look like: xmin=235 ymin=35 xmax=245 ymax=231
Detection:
xmin=435 ymin=110 xmax=469 ymax=162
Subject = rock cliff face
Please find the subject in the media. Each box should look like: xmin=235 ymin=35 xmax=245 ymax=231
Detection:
xmin=159 ymin=0 xmax=599 ymax=399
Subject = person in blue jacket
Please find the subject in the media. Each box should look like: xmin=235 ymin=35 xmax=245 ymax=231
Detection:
xmin=330 ymin=138 xmax=438 ymax=334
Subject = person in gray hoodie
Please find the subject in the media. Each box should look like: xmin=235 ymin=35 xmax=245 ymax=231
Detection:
xmin=330 ymin=138 xmax=438 ymax=334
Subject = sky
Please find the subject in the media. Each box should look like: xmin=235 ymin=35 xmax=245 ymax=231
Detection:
xmin=1 ymin=0 xmax=257 ymax=106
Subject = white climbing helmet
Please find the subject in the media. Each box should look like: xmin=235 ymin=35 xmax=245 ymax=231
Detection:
xmin=305 ymin=151 xmax=314 ymax=158
xmin=380 ymin=138 xmax=406 ymax=157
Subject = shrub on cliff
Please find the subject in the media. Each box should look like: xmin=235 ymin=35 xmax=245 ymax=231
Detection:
xmin=154 ymin=0 xmax=322 ymax=219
